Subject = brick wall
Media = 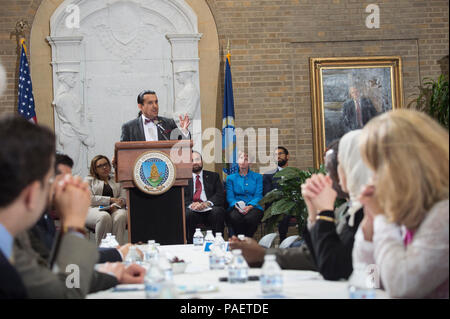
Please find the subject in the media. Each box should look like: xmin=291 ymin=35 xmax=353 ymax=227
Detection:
xmin=206 ymin=0 xmax=449 ymax=170
xmin=0 ymin=0 xmax=41 ymax=116
xmin=0 ymin=0 xmax=448 ymax=171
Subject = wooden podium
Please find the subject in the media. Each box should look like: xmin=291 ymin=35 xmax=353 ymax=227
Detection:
xmin=114 ymin=140 xmax=193 ymax=245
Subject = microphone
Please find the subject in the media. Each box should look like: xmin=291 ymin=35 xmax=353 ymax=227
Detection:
xmin=156 ymin=122 xmax=169 ymax=140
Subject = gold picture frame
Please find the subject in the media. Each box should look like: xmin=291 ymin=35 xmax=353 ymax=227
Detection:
xmin=309 ymin=56 xmax=403 ymax=168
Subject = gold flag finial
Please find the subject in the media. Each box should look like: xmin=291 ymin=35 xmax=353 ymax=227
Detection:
xmin=11 ymin=19 xmax=30 ymax=53
xmin=226 ymin=38 xmax=231 ymax=62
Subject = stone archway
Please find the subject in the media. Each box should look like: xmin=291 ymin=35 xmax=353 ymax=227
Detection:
xmin=30 ymin=0 xmax=220 ymax=175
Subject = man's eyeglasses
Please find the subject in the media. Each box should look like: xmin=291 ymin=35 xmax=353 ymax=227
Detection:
xmin=96 ymin=163 xmax=110 ymax=169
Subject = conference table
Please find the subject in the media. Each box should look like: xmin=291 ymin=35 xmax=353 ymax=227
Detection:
xmin=87 ymin=244 xmax=388 ymax=299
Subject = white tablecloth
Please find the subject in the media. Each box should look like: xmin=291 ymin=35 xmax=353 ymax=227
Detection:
xmin=88 ymin=244 xmax=388 ymax=299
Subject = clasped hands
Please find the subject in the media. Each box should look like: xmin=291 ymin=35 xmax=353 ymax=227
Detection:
xmin=301 ymin=173 xmax=383 ymax=241
xmin=191 ymin=201 xmax=211 ymax=211
xmin=54 ymin=174 xmax=92 ymax=230
xmin=300 ymin=174 xmax=337 ymax=225
xmin=108 ymin=197 xmax=125 ymax=213
xmin=240 ymin=205 xmax=253 ymax=215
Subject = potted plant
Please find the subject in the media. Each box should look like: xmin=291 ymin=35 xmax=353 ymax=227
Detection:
xmin=408 ymin=74 xmax=449 ymax=129
xmin=259 ymin=165 xmax=326 ymax=237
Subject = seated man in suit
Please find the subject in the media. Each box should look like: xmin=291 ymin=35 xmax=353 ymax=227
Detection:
xmin=184 ymin=151 xmax=225 ymax=243
xmin=0 ymin=115 xmax=97 ymax=298
xmin=262 ymin=146 xmax=292 ymax=242
xmin=121 ymin=90 xmax=191 ymax=142
xmin=28 ymin=153 xmax=132 ymax=264
xmin=0 ymin=115 xmax=145 ymax=299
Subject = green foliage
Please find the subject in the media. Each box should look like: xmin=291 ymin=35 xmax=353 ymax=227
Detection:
xmin=409 ymin=74 xmax=449 ymax=129
xmin=259 ymin=165 xmax=327 ymax=237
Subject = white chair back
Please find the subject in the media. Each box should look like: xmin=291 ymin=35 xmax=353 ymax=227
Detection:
xmin=258 ymin=232 xmax=278 ymax=248
xmin=279 ymin=235 xmax=299 ymax=249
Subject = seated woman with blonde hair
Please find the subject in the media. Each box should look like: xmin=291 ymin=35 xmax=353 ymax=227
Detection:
xmin=85 ymin=155 xmax=128 ymax=246
xmin=353 ymin=109 xmax=449 ymax=298
xmin=226 ymin=151 xmax=264 ymax=238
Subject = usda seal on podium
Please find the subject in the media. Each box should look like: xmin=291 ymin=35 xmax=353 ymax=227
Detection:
xmin=133 ymin=151 xmax=176 ymax=195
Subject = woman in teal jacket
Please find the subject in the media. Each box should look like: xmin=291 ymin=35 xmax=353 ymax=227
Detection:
xmin=226 ymin=152 xmax=263 ymax=238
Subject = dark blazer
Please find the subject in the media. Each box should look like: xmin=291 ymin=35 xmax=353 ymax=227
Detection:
xmin=262 ymin=168 xmax=281 ymax=196
xmin=30 ymin=213 xmax=56 ymax=252
xmin=120 ymin=116 xmax=190 ymax=142
xmin=98 ymin=248 xmax=122 ymax=263
xmin=342 ymin=97 xmax=378 ymax=131
xmin=303 ymin=207 xmax=364 ymax=281
xmin=14 ymin=231 xmax=118 ymax=298
xmin=29 ymin=215 xmax=121 ymax=265
xmin=184 ymin=170 xmax=224 ymax=208
xmin=0 ymin=250 xmax=28 ymax=299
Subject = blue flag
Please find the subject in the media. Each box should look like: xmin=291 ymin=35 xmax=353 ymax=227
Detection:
xmin=222 ymin=54 xmax=239 ymax=177
xmin=17 ymin=42 xmax=37 ymax=123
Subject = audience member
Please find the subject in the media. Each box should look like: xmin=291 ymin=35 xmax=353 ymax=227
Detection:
xmin=300 ymin=129 xmax=372 ymax=280
xmin=262 ymin=146 xmax=293 ymax=242
xmin=0 ymin=116 xmax=144 ymax=298
xmin=28 ymin=153 xmax=132 ymax=264
xmin=229 ymin=139 xmax=345 ymax=271
xmin=28 ymin=153 xmax=73 ymax=255
xmin=85 ymin=155 xmax=128 ymax=246
xmin=185 ymin=151 xmax=225 ymax=243
xmin=0 ymin=115 xmax=98 ymax=298
xmin=353 ymin=109 xmax=449 ymax=298
xmin=0 ymin=115 xmax=57 ymax=298
xmin=226 ymin=151 xmax=263 ymax=238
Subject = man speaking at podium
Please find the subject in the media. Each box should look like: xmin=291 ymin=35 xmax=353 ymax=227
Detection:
xmin=121 ymin=90 xmax=191 ymax=142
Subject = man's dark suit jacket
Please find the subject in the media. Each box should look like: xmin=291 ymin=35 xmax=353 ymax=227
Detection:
xmin=184 ymin=170 xmax=224 ymax=208
xmin=262 ymin=168 xmax=281 ymax=197
xmin=0 ymin=250 xmax=28 ymax=299
xmin=29 ymin=212 xmax=122 ymax=264
xmin=342 ymin=97 xmax=378 ymax=131
xmin=121 ymin=116 xmax=190 ymax=142
xmin=24 ymin=229 xmax=119 ymax=295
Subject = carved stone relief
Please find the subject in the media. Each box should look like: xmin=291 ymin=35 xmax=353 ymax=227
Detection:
xmin=48 ymin=0 xmax=202 ymax=177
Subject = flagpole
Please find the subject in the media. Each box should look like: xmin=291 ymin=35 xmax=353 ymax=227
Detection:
xmin=11 ymin=19 xmax=29 ymax=54
xmin=20 ymin=38 xmax=27 ymax=54
xmin=226 ymin=38 xmax=231 ymax=63
xmin=15 ymin=19 xmax=37 ymax=124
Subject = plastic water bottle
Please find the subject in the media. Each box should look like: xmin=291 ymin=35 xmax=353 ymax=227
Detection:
xmin=228 ymin=249 xmax=249 ymax=283
xmin=348 ymin=264 xmax=376 ymax=299
xmin=99 ymin=238 xmax=110 ymax=248
xmin=101 ymin=233 xmax=113 ymax=247
xmin=109 ymin=235 xmax=119 ymax=247
xmin=144 ymin=240 xmax=158 ymax=263
xmin=214 ymin=232 xmax=226 ymax=251
xmin=158 ymin=252 xmax=173 ymax=281
xmin=144 ymin=258 xmax=165 ymax=299
xmin=124 ymin=246 xmax=142 ymax=265
xmin=193 ymin=228 xmax=204 ymax=248
xmin=260 ymin=254 xmax=283 ymax=294
xmin=204 ymin=230 xmax=215 ymax=251
xmin=209 ymin=243 xmax=225 ymax=270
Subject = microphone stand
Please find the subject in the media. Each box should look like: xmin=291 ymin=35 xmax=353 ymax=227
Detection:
xmin=156 ymin=122 xmax=169 ymax=140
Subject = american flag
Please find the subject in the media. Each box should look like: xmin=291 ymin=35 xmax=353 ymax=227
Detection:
xmin=17 ymin=42 xmax=37 ymax=123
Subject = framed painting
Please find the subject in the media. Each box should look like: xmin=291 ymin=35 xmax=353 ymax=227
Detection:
xmin=309 ymin=56 xmax=403 ymax=168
